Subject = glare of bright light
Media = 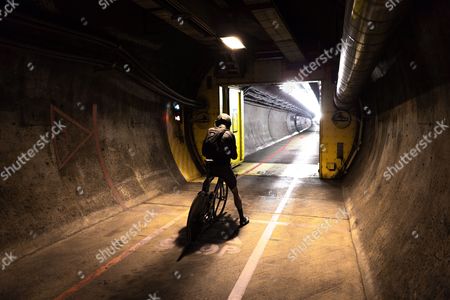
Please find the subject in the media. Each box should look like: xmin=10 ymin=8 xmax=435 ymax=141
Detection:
xmin=280 ymin=81 xmax=321 ymax=121
xmin=175 ymin=115 xmax=181 ymax=121
xmin=281 ymin=125 xmax=320 ymax=178
xmin=314 ymin=111 xmax=322 ymax=122
xmin=220 ymin=36 xmax=246 ymax=50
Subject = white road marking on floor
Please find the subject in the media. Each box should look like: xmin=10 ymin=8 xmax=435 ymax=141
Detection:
xmin=251 ymin=219 xmax=290 ymax=226
xmin=228 ymin=177 xmax=299 ymax=300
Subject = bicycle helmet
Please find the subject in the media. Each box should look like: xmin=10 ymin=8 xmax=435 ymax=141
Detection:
xmin=215 ymin=113 xmax=232 ymax=129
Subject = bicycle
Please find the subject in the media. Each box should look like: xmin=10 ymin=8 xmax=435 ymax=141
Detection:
xmin=186 ymin=177 xmax=228 ymax=243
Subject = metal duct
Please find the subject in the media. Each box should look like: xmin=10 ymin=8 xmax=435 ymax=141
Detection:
xmin=335 ymin=0 xmax=409 ymax=109
xmin=243 ymin=0 xmax=305 ymax=63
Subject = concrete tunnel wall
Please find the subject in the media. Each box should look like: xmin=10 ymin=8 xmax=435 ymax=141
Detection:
xmin=243 ymin=102 xmax=312 ymax=156
xmin=0 ymin=47 xmax=187 ymax=256
xmin=343 ymin=0 xmax=449 ymax=298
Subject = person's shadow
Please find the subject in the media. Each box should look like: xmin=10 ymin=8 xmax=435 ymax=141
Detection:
xmin=175 ymin=214 xmax=240 ymax=261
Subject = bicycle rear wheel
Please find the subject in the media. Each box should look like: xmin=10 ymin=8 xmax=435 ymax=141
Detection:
xmin=212 ymin=179 xmax=228 ymax=218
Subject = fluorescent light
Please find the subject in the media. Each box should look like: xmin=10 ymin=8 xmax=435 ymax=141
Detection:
xmin=220 ymin=36 xmax=246 ymax=50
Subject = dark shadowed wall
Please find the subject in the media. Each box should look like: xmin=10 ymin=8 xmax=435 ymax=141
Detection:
xmin=0 ymin=47 xmax=186 ymax=257
xmin=343 ymin=0 xmax=450 ymax=298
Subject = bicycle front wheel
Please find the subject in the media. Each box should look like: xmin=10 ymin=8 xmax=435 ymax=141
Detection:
xmin=212 ymin=179 xmax=228 ymax=218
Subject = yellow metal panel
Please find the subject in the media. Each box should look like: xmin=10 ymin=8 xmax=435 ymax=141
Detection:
xmin=319 ymin=81 xmax=358 ymax=179
xmin=166 ymin=107 xmax=202 ymax=182
xmin=229 ymin=88 xmax=244 ymax=165
xmin=193 ymin=69 xmax=221 ymax=163
xmin=240 ymin=90 xmax=245 ymax=161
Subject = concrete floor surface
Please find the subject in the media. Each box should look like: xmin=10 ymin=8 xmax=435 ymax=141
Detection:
xmin=0 ymin=133 xmax=366 ymax=300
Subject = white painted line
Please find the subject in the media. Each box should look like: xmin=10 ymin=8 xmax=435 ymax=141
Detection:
xmin=228 ymin=177 xmax=299 ymax=300
xmin=251 ymin=219 xmax=290 ymax=226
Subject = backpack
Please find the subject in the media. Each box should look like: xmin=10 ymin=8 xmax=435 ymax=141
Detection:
xmin=202 ymin=127 xmax=227 ymax=160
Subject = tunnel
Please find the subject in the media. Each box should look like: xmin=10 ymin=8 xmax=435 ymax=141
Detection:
xmin=0 ymin=0 xmax=448 ymax=299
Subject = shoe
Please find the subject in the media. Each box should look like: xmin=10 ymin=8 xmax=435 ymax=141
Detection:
xmin=240 ymin=216 xmax=250 ymax=227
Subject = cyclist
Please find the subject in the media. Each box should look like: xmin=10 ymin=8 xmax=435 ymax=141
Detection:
xmin=202 ymin=113 xmax=249 ymax=227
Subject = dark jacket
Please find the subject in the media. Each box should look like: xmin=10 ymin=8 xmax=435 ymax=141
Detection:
xmin=204 ymin=125 xmax=237 ymax=165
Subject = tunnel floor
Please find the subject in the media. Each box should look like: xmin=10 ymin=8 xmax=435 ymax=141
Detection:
xmin=234 ymin=131 xmax=320 ymax=178
xmin=1 ymin=133 xmax=366 ymax=300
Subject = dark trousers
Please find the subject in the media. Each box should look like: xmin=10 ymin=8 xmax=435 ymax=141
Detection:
xmin=202 ymin=161 xmax=237 ymax=192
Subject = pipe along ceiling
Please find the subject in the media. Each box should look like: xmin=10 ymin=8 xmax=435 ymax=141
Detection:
xmin=335 ymin=0 xmax=409 ymax=110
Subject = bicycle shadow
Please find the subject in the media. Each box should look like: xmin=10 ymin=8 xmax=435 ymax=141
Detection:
xmin=175 ymin=213 xmax=240 ymax=261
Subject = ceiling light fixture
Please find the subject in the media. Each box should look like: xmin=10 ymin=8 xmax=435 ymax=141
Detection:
xmin=220 ymin=36 xmax=246 ymax=50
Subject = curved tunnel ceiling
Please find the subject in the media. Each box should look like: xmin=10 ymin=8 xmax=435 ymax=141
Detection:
xmin=243 ymin=85 xmax=316 ymax=119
